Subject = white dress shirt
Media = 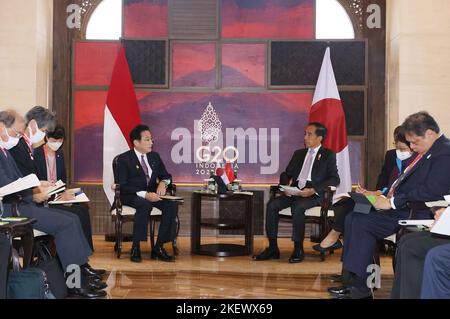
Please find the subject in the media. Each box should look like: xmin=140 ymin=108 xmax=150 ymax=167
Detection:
xmin=297 ymin=144 xmax=321 ymax=183
xmin=134 ymin=149 xmax=153 ymax=199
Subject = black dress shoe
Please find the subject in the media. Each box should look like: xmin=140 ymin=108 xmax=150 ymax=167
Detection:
xmin=130 ymin=246 xmax=142 ymax=263
xmin=252 ymin=248 xmax=280 ymax=261
xmin=151 ymin=246 xmax=175 ymax=262
xmin=327 ymin=286 xmax=350 ymax=295
xmin=288 ymin=250 xmax=304 ymax=263
xmin=329 ymin=274 xmax=343 ymax=283
xmin=88 ymin=280 xmax=107 ymax=290
xmin=67 ymin=287 xmax=107 ymax=299
xmin=81 ymin=266 xmax=102 ymax=281
xmin=85 ymin=263 xmax=106 ymax=276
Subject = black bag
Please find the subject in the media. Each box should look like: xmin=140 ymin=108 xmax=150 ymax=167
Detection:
xmin=7 ymin=248 xmax=55 ymax=299
xmin=32 ymin=241 xmax=68 ymax=299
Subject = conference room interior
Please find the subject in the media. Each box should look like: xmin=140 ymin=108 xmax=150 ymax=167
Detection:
xmin=1 ymin=0 xmax=450 ymax=301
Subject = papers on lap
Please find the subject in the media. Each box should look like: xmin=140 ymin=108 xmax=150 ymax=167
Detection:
xmin=430 ymin=207 xmax=450 ymax=236
xmin=48 ymin=192 xmax=90 ymax=204
xmin=279 ymin=185 xmax=301 ymax=196
xmin=0 ymin=174 xmax=40 ymax=197
xmin=160 ymin=195 xmax=184 ymax=201
xmin=46 ymin=180 xmax=66 ymax=196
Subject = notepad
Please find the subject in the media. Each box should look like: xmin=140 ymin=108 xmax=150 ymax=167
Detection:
xmin=0 ymin=217 xmax=28 ymax=222
xmin=160 ymin=195 xmax=184 ymax=201
xmin=48 ymin=192 xmax=90 ymax=204
xmin=0 ymin=174 xmax=40 ymax=197
xmin=47 ymin=180 xmax=66 ymax=196
xmin=279 ymin=185 xmax=301 ymax=196
xmin=430 ymin=207 xmax=450 ymax=237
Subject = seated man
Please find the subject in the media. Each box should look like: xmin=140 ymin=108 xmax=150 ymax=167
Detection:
xmin=391 ymin=208 xmax=450 ymax=299
xmin=422 ymin=242 xmax=450 ymax=299
xmin=0 ymin=122 xmax=106 ymax=298
xmin=330 ymin=111 xmax=450 ymax=299
xmin=253 ymin=122 xmax=340 ymax=263
xmin=115 ymin=124 xmax=178 ymax=263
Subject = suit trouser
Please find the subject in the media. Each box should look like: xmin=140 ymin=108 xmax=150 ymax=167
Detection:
xmin=0 ymin=234 xmax=10 ymax=299
xmin=342 ymin=209 xmax=413 ymax=279
xmin=53 ymin=204 xmax=94 ymax=251
xmin=391 ymin=231 xmax=450 ymax=299
xmin=331 ymin=198 xmax=355 ymax=233
xmin=266 ymin=195 xmax=321 ymax=243
xmin=421 ymin=243 xmax=450 ymax=299
xmin=3 ymin=203 xmax=92 ymax=270
xmin=125 ymin=196 xmax=178 ymax=244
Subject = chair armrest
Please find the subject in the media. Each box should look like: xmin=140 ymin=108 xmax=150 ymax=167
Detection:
xmin=10 ymin=194 xmax=22 ymax=217
xmin=270 ymin=185 xmax=282 ymax=198
xmin=320 ymin=186 xmax=336 ymax=218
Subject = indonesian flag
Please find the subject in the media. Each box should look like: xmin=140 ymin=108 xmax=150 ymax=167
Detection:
xmin=215 ymin=162 xmax=230 ymax=185
xmin=103 ymin=43 xmax=141 ymax=204
xmin=309 ymin=47 xmax=352 ymax=198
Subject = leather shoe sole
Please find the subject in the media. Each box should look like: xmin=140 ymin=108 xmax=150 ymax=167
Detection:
xmin=327 ymin=286 xmax=350 ymax=295
xmin=151 ymin=252 xmax=175 ymax=262
xmin=288 ymin=256 xmax=304 ymax=263
xmin=68 ymin=288 xmax=107 ymax=299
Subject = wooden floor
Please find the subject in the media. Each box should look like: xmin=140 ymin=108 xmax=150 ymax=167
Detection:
xmin=89 ymin=235 xmax=394 ymax=299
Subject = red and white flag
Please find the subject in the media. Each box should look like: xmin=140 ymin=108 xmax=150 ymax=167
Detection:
xmin=103 ymin=43 xmax=141 ymax=204
xmin=225 ymin=162 xmax=235 ymax=184
xmin=309 ymin=47 xmax=352 ymax=198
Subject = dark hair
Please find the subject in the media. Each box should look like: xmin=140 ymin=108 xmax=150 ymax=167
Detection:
xmin=307 ymin=122 xmax=327 ymax=141
xmin=393 ymin=125 xmax=410 ymax=148
xmin=0 ymin=111 xmax=16 ymax=128
xmin=402 ymin=111 xmax=440 ymax=137
xmin=25 ymin=106 xmax=56 ymax=132
xmin=129 ymin=124 xmax=150 ymax=145
xmin=47 ymin=125 xmax=65 ymax=140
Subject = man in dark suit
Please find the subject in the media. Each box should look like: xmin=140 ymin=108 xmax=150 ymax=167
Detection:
xmin=421 ymin=242 xmax=450 ymax=299
xmin=115 ymin=124 xmax=178 ymax=263
xmin=0 ymin=234 xmax=9 ymax=299
xmin=3 ymin=109 xmax=96 ymax=252
xmin=330 ymin=111 xmax=450 ymax=299
xmin=0 ymin=121 xmax=106 ymax=298
xmin=391 ymin=208 xmax=450 ymax=299
xmin=253 ymin=123 xmax=340 ymax=263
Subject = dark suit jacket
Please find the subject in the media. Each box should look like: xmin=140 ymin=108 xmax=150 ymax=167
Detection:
xmin=114 ymin=150 xmax=172 ymax=203
xmin=393 ymin=135 xmax=450 ymax=211
xmin=279 ymin=146 xmax=340 ymax=198
xmin=33 ymin=145 xmax=67 ymax=184
xmin=0 ymin=149 xmax=33 ymax=203
xmin=8 ymin=138 xmax=38 ymax=177
xmin=376 ymin=149 xmax=417 ymax=191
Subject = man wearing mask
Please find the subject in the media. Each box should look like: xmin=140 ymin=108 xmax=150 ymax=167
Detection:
xmin=329 ymin=111 xmax=450 ymax=299
xmin=5 ymin=108 xmax=97 ymax=254
xmin=0 ymin=120 xmax=105 ymax=298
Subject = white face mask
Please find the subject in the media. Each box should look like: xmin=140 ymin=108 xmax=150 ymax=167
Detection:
xmin=1 ymin=130 xmax=20 ymax=150
xmin=47 ymin=141 xmax=62 ymax=152
xmin=28 ymin=126 xmax=46 ymax=144
xmin=396 ymin=149 xmax=412 ymax=161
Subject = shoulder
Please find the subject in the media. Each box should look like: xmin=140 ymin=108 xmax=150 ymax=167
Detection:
xmin=33 ymin=145 xmax=44 ymax=157
xmin=320 ymin=147 xmax=336 ymax=158
xmin=117 ymin=150 xmax=134 ymax=161
xmin=431 ymin=135 xmax=450 ymax=157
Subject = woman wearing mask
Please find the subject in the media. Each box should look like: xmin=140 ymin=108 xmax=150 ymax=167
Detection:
xmin=313 ymin=126 xmax=416 ymax=256
xmin=34 ymin=125 xmax=95 ymax=251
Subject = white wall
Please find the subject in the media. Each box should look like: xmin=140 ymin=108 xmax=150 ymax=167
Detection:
xmin=387 ymin=0 xmax=450 ymax=145
xmin=0 ymin=0 xmax=53 ymax=116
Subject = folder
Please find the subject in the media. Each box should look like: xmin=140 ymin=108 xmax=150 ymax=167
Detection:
xmin=0 ymin=174 xmax=40 ymax=198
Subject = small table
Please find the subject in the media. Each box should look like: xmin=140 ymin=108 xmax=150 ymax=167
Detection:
xmin=0 ymin=217 xmax=36 ymax=268
xmin=191 ymin=191 xmax=253 ymax=257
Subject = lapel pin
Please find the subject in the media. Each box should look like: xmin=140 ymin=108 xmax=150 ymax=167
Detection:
xmin=136 ymin=165 xmax=140 ymax=170
xmin=427 ymin=154 xmax=431 ymax=159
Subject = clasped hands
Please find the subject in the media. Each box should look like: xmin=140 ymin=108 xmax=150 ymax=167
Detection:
xmin=144 ymin=182 xmax=167 ymax=202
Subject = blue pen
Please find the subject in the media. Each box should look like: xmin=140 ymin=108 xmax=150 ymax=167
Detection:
xmin=75 ymin=191 xmax=83 ymax=196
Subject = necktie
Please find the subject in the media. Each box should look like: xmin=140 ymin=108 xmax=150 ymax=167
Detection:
xmin=298 ymin=149 xmax=315 ymax=189
xmin=141 ymin=155 xmax=150 ymax=184
xmin=0 ymin=147 xmax=7 ymax=158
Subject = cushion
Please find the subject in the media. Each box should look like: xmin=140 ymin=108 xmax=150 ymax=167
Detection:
xmin=279 ymin=207 xmax=334 ymax=218
xmin=111 ymin=205 xmax=162 ymax=216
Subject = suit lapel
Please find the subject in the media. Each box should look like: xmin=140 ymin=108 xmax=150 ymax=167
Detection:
xmin=130 ymin=150 xmax=146 ymax=180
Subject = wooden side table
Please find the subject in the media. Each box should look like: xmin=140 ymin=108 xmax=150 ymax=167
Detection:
xmin=191 ymin=191 xmax=253 ymax=257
